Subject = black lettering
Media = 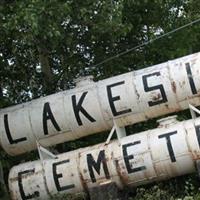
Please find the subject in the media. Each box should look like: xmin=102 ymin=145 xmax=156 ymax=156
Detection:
xmin=158 ymin=131 xmax=177 ymax=162
xmin=43 ymin=102 xmax=61 ymax=135
xmin=52 ymin=159 xmax=75 ymax=192
xmin=107 ymin=81 xmax=132 ymax=116
xmin=4 ymin=114 xmax=27 ymax=144
xmin=142 ymin=72 xmax=167 ymax=106
xmin=18 ymin=169 xmax=39 ymax=200
xmin=72 ymin=92 xmax=96 ymax=126
xmin=195 ymin=125 xmax=200 ymax=147
xmin=186 ymin=63 xmax=197 ymax=95
xmin=122 ymin=141 xmax=146 ymax=174
xmin=87 ymin=150 xmax=110 ymax=183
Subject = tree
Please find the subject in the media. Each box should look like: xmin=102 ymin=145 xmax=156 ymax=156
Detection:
xmin=1 ymin=0 xmax=200 ymax=199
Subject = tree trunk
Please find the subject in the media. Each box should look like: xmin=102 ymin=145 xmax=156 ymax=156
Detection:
xmin=38 ymin=46 xmax=54 ymax=95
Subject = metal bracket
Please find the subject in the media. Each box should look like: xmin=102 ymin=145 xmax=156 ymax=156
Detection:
xmin=105 ymin=120 xmax=126 ymax=145
xmin=36 ymin=141 xmax=57 ymax=162
xmin=189 ymin=104 xmax=200 ymax=119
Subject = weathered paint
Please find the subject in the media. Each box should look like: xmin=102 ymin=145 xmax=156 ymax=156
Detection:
xmin=1 ymin=52 xmax=200 ymax=155
xmin=8 ymin=116 xmax=200 ymax=200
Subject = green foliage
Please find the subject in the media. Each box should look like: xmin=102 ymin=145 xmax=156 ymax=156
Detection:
xmin=129 ymin=175 xmax=200 ymax=200
xmin=1 ymin=0 xmax=199 ymax=102
xmin=1 ymin=0 xmax=200 ymax=199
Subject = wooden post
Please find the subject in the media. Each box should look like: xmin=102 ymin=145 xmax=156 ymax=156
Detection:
xmin=88 ymin=182 xmax=127 ymax=200
xmin=196 ymin=160 xmax=200 ymax=178
xmin=0 ymin=162 xmax=9 ymax=200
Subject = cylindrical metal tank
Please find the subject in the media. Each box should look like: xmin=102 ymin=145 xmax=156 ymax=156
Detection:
xmin=8 ymin=116 xmax=200 ymax=200
xmin=1 ymin=52 xmax=200 ymax=155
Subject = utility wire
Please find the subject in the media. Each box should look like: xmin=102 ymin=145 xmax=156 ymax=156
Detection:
xmin=90 ymin=17 xmax=200 ymax=69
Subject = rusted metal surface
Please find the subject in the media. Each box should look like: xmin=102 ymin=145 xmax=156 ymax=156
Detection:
xmin=1 ymin=52 xmax=200 ymax=155
xmin=8 ymin=116 xmax=200 ymax=200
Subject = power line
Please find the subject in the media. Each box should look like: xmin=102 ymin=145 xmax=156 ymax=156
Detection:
xmin=90 ymin=17 xmax=200 ymax=69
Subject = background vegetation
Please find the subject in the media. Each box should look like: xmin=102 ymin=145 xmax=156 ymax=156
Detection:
xmin=1 ymin=0 xmax=200 ymax=199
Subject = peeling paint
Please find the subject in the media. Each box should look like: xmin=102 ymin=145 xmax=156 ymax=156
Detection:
xmin=8 ymin=116 xmax=200 ymax=200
